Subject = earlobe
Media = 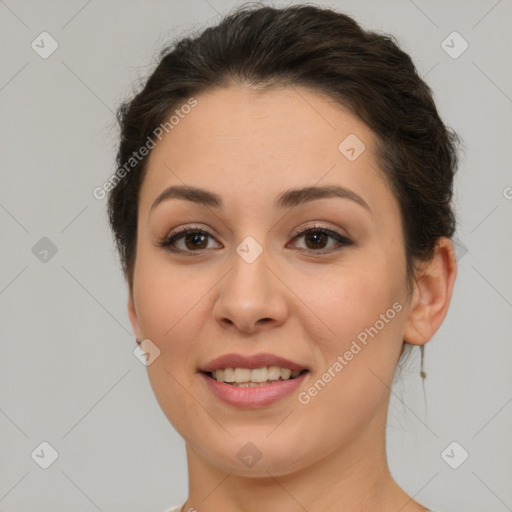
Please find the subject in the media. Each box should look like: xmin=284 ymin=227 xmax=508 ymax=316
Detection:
xmin=403 ymin=237 xmax=457 ymax=346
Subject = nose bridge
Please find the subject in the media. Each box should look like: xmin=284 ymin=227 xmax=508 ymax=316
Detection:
xmin=213 ymin=235 xmax=288 ymax=332
xmin=232 ymin=239 xmax=269 ymax=295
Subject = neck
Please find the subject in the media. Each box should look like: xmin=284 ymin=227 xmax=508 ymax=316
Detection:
xmin=181 ymin=411 xmax=428 ymax=512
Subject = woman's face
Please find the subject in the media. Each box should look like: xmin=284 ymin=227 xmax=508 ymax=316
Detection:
xmin=129 ymin=85 xmax=413 ymax=476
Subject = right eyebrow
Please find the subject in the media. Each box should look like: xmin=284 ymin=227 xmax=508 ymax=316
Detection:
xmin=150 ymin=185 xmax=222 ymax=214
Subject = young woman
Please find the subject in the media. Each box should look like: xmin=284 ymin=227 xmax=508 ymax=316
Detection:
xmin=108 ymin=4 xmax=459 ymax=511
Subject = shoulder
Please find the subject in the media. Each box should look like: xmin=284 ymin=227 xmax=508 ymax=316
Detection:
xmin=163 ymin=506 xmax=447 ymax=512
xmin=164 ymin=506 xmax=447 ymax=512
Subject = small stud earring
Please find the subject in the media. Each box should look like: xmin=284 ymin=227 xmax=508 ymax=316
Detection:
xmin=136 ymin=338 xmax=142 ymax=345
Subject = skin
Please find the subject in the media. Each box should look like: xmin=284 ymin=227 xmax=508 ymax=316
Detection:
xmin=128 ymin=85 xmax=457 ymax=512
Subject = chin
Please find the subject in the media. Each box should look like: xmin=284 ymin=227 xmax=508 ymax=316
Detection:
xmin=197 ymin=433 xmax=314 ymax=478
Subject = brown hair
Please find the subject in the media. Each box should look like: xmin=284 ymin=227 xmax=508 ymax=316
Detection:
xmin=108 ymin=3 xmax=460 ymax=292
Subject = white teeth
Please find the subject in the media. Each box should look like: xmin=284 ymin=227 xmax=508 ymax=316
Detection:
xmin=234 ymin=368 xmax=251 ymax=382
xmin=210 ymin=366 xmax=303 ymax=385
xmin=223 ymin=367 xmax=235 ymax=382
xmin=267 ymin=366 xmax=281 ymax=380
xmin=280 ymin=368 xmax=291 ymax=380
xmin=251 ymin=367 xmax=268 ymax=382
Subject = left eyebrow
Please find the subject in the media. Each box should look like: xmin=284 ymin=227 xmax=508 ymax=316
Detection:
xmin=274 ymin=184 xmax=371 ymax=212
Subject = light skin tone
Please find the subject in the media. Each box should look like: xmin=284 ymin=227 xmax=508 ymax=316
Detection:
xmin=127 ymin=85 xmax=457 ymax=512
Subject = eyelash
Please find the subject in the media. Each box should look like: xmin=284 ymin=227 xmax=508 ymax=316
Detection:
xmin=158 ymin=224 xmax=353 ymax=256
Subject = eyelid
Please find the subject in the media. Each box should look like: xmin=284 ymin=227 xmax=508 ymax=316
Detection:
xmin=289 ymin=222 xmax=350 ymax=240
xmin=290 ymin=221 xmax=354 ymax=245
xmin=164 ymin=224 xmax=213 ymax=239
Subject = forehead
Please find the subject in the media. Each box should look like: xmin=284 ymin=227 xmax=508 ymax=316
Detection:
xmin=140 ymin=85 xmax=391 ymax=214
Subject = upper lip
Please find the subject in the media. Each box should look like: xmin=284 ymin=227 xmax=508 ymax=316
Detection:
xmin=200 ymin=353 xmax=308 ymax=373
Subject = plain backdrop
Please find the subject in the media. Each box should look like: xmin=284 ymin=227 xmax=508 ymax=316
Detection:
xmin=1 ymin=1 xmax=511 ymax=511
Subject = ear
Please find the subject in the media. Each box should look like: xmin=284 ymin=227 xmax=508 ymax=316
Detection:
xmin=128 ymin=288 xmax=142 ymax=340
xmin=403 ymin=237 xmax=457 ymax=346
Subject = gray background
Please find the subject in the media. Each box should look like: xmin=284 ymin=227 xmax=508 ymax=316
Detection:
xmin=1 ymin=0 xmax=511 ymax=511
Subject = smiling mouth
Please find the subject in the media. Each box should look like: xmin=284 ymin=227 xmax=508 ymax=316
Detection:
xmin=204 ymin=366 xmax=309 ymax=387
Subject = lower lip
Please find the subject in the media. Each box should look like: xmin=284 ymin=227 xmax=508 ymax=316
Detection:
xmin=201 ymin=372 xmax=308 ymax=408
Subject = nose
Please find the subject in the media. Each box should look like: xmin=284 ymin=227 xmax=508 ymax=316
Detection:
xmin=212 ymin=247 xmax=289 ymax=334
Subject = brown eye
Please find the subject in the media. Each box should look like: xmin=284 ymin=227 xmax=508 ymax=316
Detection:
xmin=159 ymin=228 xmax=221 ymax=254
xmin=290 ymin=226 xmax=353 ymax=253
xmin=304 ymin=230 xmax=329 ymax=249
xmin=183 ymin=232 xmax=208 ymax=250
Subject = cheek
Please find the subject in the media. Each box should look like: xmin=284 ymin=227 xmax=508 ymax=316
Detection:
xmin=133 ymin=247 xmax=212 ymax=341
xmin=295 ymin=250 xmax=407 ymax=406
xmin=297 ymin=268 xmax=406 ymax=440
xmin=132 ymin=253 xmax=214 ymax=434
xmin=299 ymin=257 xmax=405 ymax=340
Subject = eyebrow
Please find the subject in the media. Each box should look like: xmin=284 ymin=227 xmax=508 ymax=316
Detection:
xmin=274 ymin=184 xmax=370 ymax=211
xmin=150 ymin=184 xmax=370 ymax=213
